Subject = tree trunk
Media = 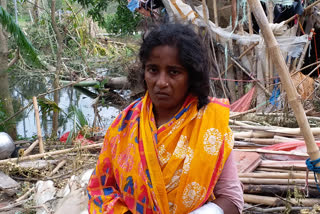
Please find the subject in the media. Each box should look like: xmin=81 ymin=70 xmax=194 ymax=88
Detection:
xmin=32 ymin=0 xmax=39 ymax=23
xmin=50 ymin=0 xmax=63 ymax=138
xmin=0 ymin=0 xmax=17 ymax=140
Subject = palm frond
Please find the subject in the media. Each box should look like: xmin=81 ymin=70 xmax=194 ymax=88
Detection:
xmin=0 ymin=6 xmax=41 ymax=66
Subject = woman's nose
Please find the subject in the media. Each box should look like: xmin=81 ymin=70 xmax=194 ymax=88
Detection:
xmin=156 ymin=72 xmax=169 ymax=88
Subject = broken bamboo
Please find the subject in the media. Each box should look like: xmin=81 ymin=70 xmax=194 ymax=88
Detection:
xmin=239 ymin=172 xmax=313 ymax=179
xmin=234 ymin=148 xmax=308 ymax=157
xmin=0 ymin=143 xmax=102 ymax=165
xmin=240 ymin=177 xmax=316 ymax=185
xmin=244 ymin=194 xmax=320 ymax=206
xmin=246 ymin=0 xmax=320 ymax=180
xmin=23 ymin=140 xmax=39 ymax=156
xmin=33 ymin=97 xmax=44 ymax=154
xmin=296 ymin=29 xmax=314 ymax=70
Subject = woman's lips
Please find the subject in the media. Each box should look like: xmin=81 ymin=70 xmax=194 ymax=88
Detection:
xmin=155 ymin=92 xmax=170 ymax=99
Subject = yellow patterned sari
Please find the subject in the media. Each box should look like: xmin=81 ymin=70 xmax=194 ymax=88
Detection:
xmin=87 ymin=92 xmax=233 ymax=214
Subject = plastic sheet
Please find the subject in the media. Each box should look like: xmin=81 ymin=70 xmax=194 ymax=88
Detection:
xmin=127 ymin=0 xmax=140 ymax=12
xmin=161 ymin=0 xmax=308 ymax=58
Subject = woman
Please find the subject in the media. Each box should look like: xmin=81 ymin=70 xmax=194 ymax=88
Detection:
xmin=87 ymin=23 xmax=243 ymax=214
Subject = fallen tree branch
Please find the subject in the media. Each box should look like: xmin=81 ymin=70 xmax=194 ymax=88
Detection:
xmin=0 ymin=143 xmax=102 ymax=165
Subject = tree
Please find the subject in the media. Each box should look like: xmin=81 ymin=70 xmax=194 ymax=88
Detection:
xmin=0 ymin=1 xmax=17 ymax=139
xmin=0 ymin=4 xmax=39 ymax=139
xmin=50 ymin=0 xmax=63 ymax=138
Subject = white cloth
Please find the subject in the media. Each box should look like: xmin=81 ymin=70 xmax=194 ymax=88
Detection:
xmin=189 ymin=202 xmax=224 ymax=214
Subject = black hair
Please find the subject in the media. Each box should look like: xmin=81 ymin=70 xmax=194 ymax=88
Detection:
xmin=139 ymin=23 xmax=210 ymax=109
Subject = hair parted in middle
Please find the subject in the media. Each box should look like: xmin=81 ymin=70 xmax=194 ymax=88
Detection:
xmin=139 ymin=23 xmax=210 ymax=109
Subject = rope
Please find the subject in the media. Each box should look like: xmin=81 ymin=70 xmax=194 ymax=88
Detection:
xmin=306 ymin=157 xmax=320 ymax=192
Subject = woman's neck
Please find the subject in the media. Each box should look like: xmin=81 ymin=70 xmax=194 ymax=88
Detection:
xmin=153 ymin=105 xmax=182 ymax=128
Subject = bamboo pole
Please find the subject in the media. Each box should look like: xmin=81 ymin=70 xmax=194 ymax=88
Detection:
xmin=23 ymin=140 xmax=39 ymax=156
xmin=234 ymin=148 xmax=308 ymax=157
xmin=0 ymin=143 xmax=102 ymax=165
xmin=244 ymin=185 xmax=320 ymax=198
xmin=230 ymin=107 xmax=257 ymax=118
xmin=213 ymin=0 xmax=218 ymax=26
xmin=232 ymin=0 xmax=237 ymax=29
xmin=240 ymin=177 xmax=316 ymax=185
xmin=33 ymin=97 xmax=44 ymax=154
xmin=247 ymin=2 xmax=253 ymax=35
xmin=48 ymin=159 xmax=66 ymax=176
xmin=244 ymin=194 xmax=320 ymax=206
xmin=248 ymin=0 xmax=320 ymax=180
xmin=256 ymin=167 xmax=306 ymax=173
xmin=239 ymin=172 xmax=313 ymax=179
xmin=296 ymin=29 xmax=314 ymax=70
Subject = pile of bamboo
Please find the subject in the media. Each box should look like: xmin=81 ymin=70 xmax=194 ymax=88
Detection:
xmin=232 ymin=118 xmax=320 ymax=212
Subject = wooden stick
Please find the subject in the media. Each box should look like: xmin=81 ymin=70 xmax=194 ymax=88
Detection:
xmin=260 ymin=160 xmax=306 ymax=170
xmin=213 ymin=0 xmax=218 ymax=26
xmin=234 ymin=148 xmax=308 ymax=157
xmin=240 ymin=177 xmax=316 ymax=185
xmin=0 ymin=143 xmax=102 ymax=165
xmin=248 ymin=0 xmax=320 ymax=180
xmin=230 ymin=107 xmax=257 ymax=118
xmin=294 ymin=60 xmax=320 ymax=74
xmin=244 ymin=205 xmax=312 ymax=213
xmin=48 ymin=159 xmax=67 ymax=177
xmin=232 ymin=0 xmax=237 ymax=29
xmin=244 ymin=194 xmax=320 ymax=206
xmin=241 ymin=138 xmax=294 ymax=145
xmin=32 ymin=97 xmax=44 ymax=154
xmin=239 ymin=172 xmax=313 ymax=179
xmin=247 ymin=3 xmax=253 ymax=34
xmin=256 ymin=167 xmax=307 ymax=173
xmin=226 ymin=42 xmax=258 ymax=72
xmin=23 ymin=140 xmax=39 ymax=156
xmin=15 ymin=187 xmax=35 ymax=202
xmin=295 ymin=63 xmax=320 ymax=88
xmin=296 ymin=29 xmax=314 ymax=70
xmin=244 ymin=184 xmax=319 ymax=197
xmin=230 ymin=57 xmax=271 ymax=96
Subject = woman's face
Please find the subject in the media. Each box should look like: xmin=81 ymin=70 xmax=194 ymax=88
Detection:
xmin=144 ymin=45 xmax=189 ymax=115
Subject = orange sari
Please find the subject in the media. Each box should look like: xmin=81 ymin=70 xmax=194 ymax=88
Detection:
xmin=87 ymin=92 xmax=233 ymax=214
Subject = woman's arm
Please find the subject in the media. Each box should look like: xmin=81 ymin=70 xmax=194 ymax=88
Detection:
xmin=87 ymin=135 xmax=129 ymax=214
xmin=213 ymin=150 xmax=244 ymax=214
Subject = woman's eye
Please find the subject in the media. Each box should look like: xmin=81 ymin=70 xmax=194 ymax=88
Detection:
xmin=169 ymin=70 xmax=180 ymax=75
xmin=147 ymin=68 xmax=157 ymax=73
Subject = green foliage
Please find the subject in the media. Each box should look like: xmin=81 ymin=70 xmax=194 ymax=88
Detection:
xmin=64 ymin=105 xmax=89 ymax=143
xmin=0 ymin=6 xmax=41 ymax=66
xmin=105 ymin=1 xmax=142 ymax=35
xmin=38 ymin=98 xmax=61 ymax=115
xmin=74 ymin=0 xmax=142 ymax=35
xmin=73 ymin=0 xmax=109 ymax=26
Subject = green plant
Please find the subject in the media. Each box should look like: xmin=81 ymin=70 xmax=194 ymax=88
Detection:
xmin=0 ymin=6 xmax=41 ymax=66
xmin=105 ymin=1 xmax=142 ymax=35
xmin=75 ymin=0 xmax=142 ymax=35
xmin=64 ymin=105 xmax=89 ymax=143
